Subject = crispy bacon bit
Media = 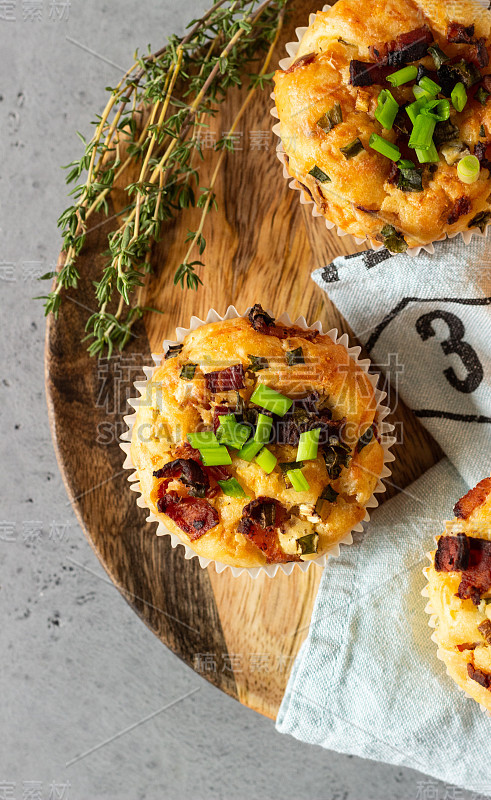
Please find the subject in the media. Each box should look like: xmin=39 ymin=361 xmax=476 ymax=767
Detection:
xmin=478 ymin=619 xmax=491 ymax=644
xmin=368 ymin=25 xmax=433 ymax=66
xmin=456 ymin=642 xmax=480 ymax=651
xmin=483 ymin=75 xmax=491 ymax=93
xmin=474 ymin=141 xmax=491 ymax=171
xmin=467 ymin=661 xmax=491 ymax=690
xmin=469 ymin=38 xmax=489 ymax=69
xmin=212 ymin=405 xmax=233 ymax=432
xmin=285 ymin=52 xmax=316 ymax=73
xmin=447 ymin=21 xmax=475 ymax=44
xmin=248 ymin=304 xmax=319 ymax=341
xmin=447 ymin=196 xmax=472 ymax=225
xmin=238 ymin=497 xmax=300 ymax=564
xmin=205 ymin=364 xmax=245 ymax=393
xmin=454 ymin=477 xmax=491 ymax=519
xmin=349 ymin=59 xmax=393 ymax=87
xmin=153 ymin=458 xmax=209 ymax=497
xmin=435 ymin=534 xmax=491 ymax=605
xmin=387 ymin=161 xmax=399 ymax=185
xmin=356 ymin=205 xmax=378 ymax=214
xmin=157 ymin=491 xmax=219 ymax=540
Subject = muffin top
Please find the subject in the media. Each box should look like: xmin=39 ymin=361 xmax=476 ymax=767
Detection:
xmin=130 ymin=306 xmax=385 ymax=568
xmin=427 ymin=476 xmax=491 ymax=711
xmin=274 ymin=0 xmax=491 ymax=251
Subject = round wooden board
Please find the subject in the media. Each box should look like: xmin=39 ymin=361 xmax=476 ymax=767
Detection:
xmin=45 ymin=0 xmax=443 ymax=720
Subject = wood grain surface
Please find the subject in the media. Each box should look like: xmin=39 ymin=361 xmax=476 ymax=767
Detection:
xmin=45 ymin=0 xmax=443 ymax=720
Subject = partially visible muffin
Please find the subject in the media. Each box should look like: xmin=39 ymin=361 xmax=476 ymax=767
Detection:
xmin=426 ymin=477 xmax=491 ymax=711
xmin=130 ymin=305 xmax=386 ymax=568
xmin=274 ymin=0 xmax=491 ymax=251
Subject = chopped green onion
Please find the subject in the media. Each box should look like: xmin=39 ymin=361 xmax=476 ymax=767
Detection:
xmin=357 ymin=426 xmax=374 ymax=452
xmin=314 ymin=485 xmax=339 ymax=518
xmin=317 ymin=101 xmax=343 ymax=132
xmin=409 ymin=114 xmax=436 ymax=150
xmin=297 ymin=428 xmax=321 ymax=461
xmin=480 ymin=124 xmax=486 ymax=138
xmin=253 ymin=413 xmax=273 ymax=444
xmin=187 ymin=431 xmax=219 ymax=449
xmin=369 ymin=133 xmax=401 ymax=162
xmin=286 ymin=346 xmax=304 ymax=366
xmin=286 ymin=468 xmax=310 ymax=492
xmin=386 ymin=65 xmax=417 ymax=87
xmin=397 ymin=167 xmax=423 ymax=192
xmin=340 ymin=138 xmax=364 ymax=159
xmin=165 ymin=344 xmax=183 ymax=359
xmin=381 ymin=224 xmax=408 ymax=253
xmin=217 ymin=477 xmax=247 ymax=498
xmin=247 ymin=354 xmax=268 ymax=372
xmin=374 ymin=89 xmax=399 ymax=129
xmin=468 ymin=211 xmax=491 ymax=232
xmin=297 ymin=533 xmax=319 ymax=555
xmin=308 ymin=165 xmax=331 ymax=182
xmin=476 ymin=86 xmax=490 ymax=106
xmin=413 ymin=84 xmax=435 ymax=102
xmin=255 ymin=447 xmax=277 ymax=474
xmin=421 ymin=98 xmax=451 ymax=121
xmin=457 ymin=154 xmax=480 ymax=184
xmin=216 ymin=416 xmax=250 ymax=449
xmin=236 ymin=439 xmax=263 ymax=462
xmin=419 ymin=75 xmax=442 ymax=96
xmin=278 ymin=460 xmax=305 ymax=473
xmin=451 ymin=82 xmax=467 ymax=113
xmin=428 ymin=43 xmax=450 ymax=70
xmin=398 ymin=158 xmax=415 ymax=169
xmin=406 ymin=98 xmax=427 ymax=125
xmin=415 ymin=141 xmax=439 ymax=164
xmin=200 ymin=446 xmax=232 ymax=466
xmin=249 ymin=383 xmax=293 ymax=417
xmin=180 ymin=363 xmax=197 ymax=381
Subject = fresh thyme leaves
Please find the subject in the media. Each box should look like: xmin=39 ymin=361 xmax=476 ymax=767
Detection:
xmin=41 ymin=0 xmax=287 ymax=356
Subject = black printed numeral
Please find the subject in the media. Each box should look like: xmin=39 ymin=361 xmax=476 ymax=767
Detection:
xmin=415 ymin=310 xmax=483 ymax=394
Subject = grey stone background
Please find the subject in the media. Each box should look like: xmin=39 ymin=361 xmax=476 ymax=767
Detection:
xmin=0 ymin=2 xmax=477 ymax=799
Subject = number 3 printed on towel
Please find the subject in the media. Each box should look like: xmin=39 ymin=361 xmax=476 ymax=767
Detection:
xmin=416 ymin=310 xmax=484 ymax=394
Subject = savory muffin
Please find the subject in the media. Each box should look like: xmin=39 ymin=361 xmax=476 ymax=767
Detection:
xmin=274 ymin=0 xmax=491 ymax=251
xmin=426 ymin=477 xmax=491 ymax=712
xmin=130 ymin=305 xmax=386 ymax=568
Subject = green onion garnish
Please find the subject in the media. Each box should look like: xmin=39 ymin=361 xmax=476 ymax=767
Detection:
xmin=357 ymin=426 xmax=374 ymax=452
xmin=406 ymin=98 xmax=426 ymax=125
xmin=421 ymin=98 xmax=451 ymax=121
xmin=247 ymin=354 xmax=269 ymax=372
xmin=415 ymin=141 xmax=439 ymax=164
xmin=480 ymin=124 xmax=486 ymax=138
xmin=180 ymin=363 xmax=197 ymax=381
xmin=217 ymin=477 xmax=247 ymax=498
xmin=374 ymin=89 xmax=399 ymax=129
xmin=278 ymin=461 xmax=305 ymax=473
xmin=409 ymin=114 xmax=436 ymax=150
xmin=253 ymin=413 xmax=273 ymax=444
xmin=419 ymin=75 xmax=442 ymax=96
xmin=451 ymin=82 xmax=467 ymax=113
xmin=297 ymin=533 xmax=319 ymax=555
xmin=476 ymin=86 xmax=490 ymax=106
xmin=317 ymin=101 xmax=343 ymax=132
xmin=255 ymin=447 xmax=277 ymax=474
xmin=398 ymin=158 xmax=415 ymax=169
xmin=413 ymin=84 xmax=435 ymax=102
xmin=236 ymin=439 xmax=263 ymax=462
xmin=369 ymin=133 xmax=401 ymax=162
xmin=314 ymin=485 xmax=339 ymax=517
xmin=249 ymin=384 xmax=293 ymax=417
xmin=457 ymin=154 xmax=480 ymax=184
xmin=308 ymin=165 xmax=331 ymax=182
xmin=468 ymin=211 xmax=491 ymax=232
xmin=286 ymin=468 xmax=310 ymax=493
xmin=386 ymin=65 xmax=417 ymax=87
xmin=200 ymin=446 xmax=232 ymax=466
xmin=381 ymin=224 xmax=407 ymax=253
xmin=165 ymin=343 xmax=183 ymax=360
xmin=397 ymin=167 xmax=423 ymax=192
xmin=216 ymin=415 xmax=250 ymax=449
xmin=286 ymin=346 xmax=304 ymax=366
xmin=428 ymin=43 xmax=450 ymax=70
xmin=187 ymin=431 xmax=219 ymax=449
xmin=297 ymin=428 xmax=321 ymax=461
xmin=340 ymin=138 xmax=364 ymax=159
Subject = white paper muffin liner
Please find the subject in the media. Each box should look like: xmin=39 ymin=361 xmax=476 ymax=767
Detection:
xmin=422 ymin=537 xmax=491 ymax=717
xmin=270 ymin=2 xmax=491 ymax=258
xmin=120 ymin=305 xmax=395 ymax=578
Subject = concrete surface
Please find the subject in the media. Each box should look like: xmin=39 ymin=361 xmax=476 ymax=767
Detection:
xmin=0 ymin=2 xmax=480 ymax=798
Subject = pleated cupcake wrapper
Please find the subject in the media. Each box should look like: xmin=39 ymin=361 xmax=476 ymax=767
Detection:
xmin=120 ymin=305 xmax=395 ymax=579
xmin=421 ymin=536 xmax=491 ymax=717
xmin=270 ymin=2 xmax=490 ymax=257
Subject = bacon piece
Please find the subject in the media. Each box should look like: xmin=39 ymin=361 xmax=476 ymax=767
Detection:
xmin=435 ymin=534 xmax=491 ymax=605
xmin=447 ymin=196 xmax=472 ymax=225
xmin=369 ymin=25 xmax=433 ymax=66
xmin=248 ymin=304 xmax=319 ymax=341
xmin=447 ymin=22 xmax=475 ymax=44
xmin=158 ymin=491 xmax=219 ymax=540
xmin=483 ymin=75 xmax=491 ymax=93
xmin=212 ymin=405 xmax=233 ymax=432
xmin=285 ymin=52 xmax=316 ymax=73
xmin=153 ymin=458 xmax=209 ymax=497
xmin=456 ymin=642 xmax=480 ymax=652
xmin=454 ymin=477 xmax=491 ymax=519
xmin=205 ymin=364 xmax=245 ymax=393
xmin=467 ymin=661 xmax=491 ymax=690
xmin=478 ymin=619 xmax=491 ymax=644
xmin=469 ymin=38 xmax=489 ymax=68
xmin=238 ymin=497 xmax=300 ymax=564
xmin=474 ymin=141 xmax=491 ymax=171
xmin=349 ymin=59 xmax=394 ymax=87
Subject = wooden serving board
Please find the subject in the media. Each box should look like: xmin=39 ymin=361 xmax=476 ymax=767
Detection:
xmin=45 ymin=0 xmax=443 ymax=719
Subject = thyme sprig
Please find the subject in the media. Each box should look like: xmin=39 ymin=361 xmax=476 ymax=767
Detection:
xmin=40 ymin=0 xmax=287 ymax=356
